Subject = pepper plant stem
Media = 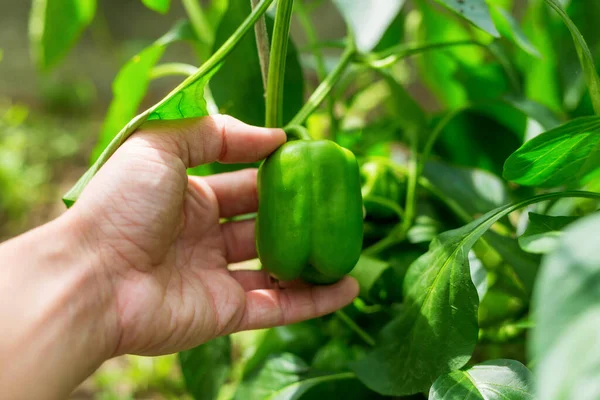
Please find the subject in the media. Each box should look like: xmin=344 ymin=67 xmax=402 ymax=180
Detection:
xmin=287 ymin=41 xmax=355 ymax=127
xmin=265 ymin=0 xmax=295 ymax=127
xmin=251 ymin=0 xmax=270 ymax=92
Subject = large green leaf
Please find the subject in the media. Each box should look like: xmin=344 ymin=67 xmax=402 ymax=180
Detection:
xmin=432 ymin=0 xmax=499 ymax=37
xmin=142 ymin=0 xmax=171 ymax=14
xmin=352 ymin=192 xmax=600 ymax=396
xmin=503 ymin=116 xmax=600 ymax=188
xmin=429 ymin=359 xmax=534 ymax=400
xmin=179 ymin=336 xmax=231 ymax=400
xmin=29 ymin=0 xmax=96 ymax=69
xmin=531 ymin=212 xmax=600 ymax=400
xmin=91 ymin=21 xmax=195 ymax=163
xmin=210 ymin=0 xmax=304 ymax=126
xmin=518 ymin=213 xmax=579 ymax=254
xmin=332 ymin=0 xmax=406 ymax=53
xmin=63 ymin=0 xmax=275 ymax=205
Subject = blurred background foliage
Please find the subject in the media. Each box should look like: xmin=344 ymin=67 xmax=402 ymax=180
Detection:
xmin=1 ymin=0 xmax=600 ymax=398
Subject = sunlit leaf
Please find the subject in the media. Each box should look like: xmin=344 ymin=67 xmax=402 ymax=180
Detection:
xmin=332 ymin=0 xmax=406 ymax=53
xmin=429 ymin=359 xmax=534 ymax=400
xmin=503 ymin=116 xmax=600 ymax=187
xmin=29 ymin=0 xmax=96 ymax=69
xmin=432 ymin=0 xmax=499 ymax=37
xmin=349 ymin=255 xmax=390 ymax=299
xmin=179 ymin=337 xmax=231 ymax=400
xmin=91 ymin=21 xmax=195 ymax=163
xmin=142 ymin=0 xmax=170 ymax=14
xmin=532 ymin=212 xmax=600 ymax=399
xmin=519 ymin=213 xmax=579 ymax=254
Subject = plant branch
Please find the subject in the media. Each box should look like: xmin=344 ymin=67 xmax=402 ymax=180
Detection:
xmin=251 ymin=0 xmax=270 ymax=92
xmin=287 ymin=40 xmax=356 ymax=127
xmin=149 ymin=63 xmax=198 ymax=79
xmin=295 ymin=0 xmax=338 ymax=137
xmin=265 ymin=0 xmax=295 ymax=127
xmin=336 ymin=310 xmax=376 ymax=347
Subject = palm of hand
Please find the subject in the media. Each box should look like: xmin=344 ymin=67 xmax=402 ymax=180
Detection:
xmin=72 ymin=116 xmax=358 ymax=357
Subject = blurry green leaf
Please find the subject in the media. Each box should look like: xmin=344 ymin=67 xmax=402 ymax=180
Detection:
xmin=490 ymin=5 xmax=540 ymax=57
xmin=532 ymin=212 xmax=600 ymax=400
xmin=91 ymin=21 xmax=195 ymax=163
xmin=352 ymin=192 xmax=598 ymax=396
xmin=179 ymin=336 xmax=231 ymax=400
xmin=142 ymin=0 xmax=171 ymax=14
xmin=210 ymin=0 xmax=304 ymax=126
xmin=432 ymin=0 xmax=499 ymax=37
xmin=519 ymin=213 xmax=579 ymax=254
xmin=517 ymin=1 xmax=562 ymax=112
xmin=503 ymin=116 xmax=600 ymax=187
xmin=242 ymin=322 xmax=326 ymax=375
xmin=429 ymin=359 xmax=534 ymax=399
xmin=349 ymin=255 xmax=390 ymax=299
xmin=29 ymin=0 xmax=96 ymax=69
xmin=332 ymin=0 xmax=406 ymax=53
xmin=311 ymin=340 xmax=354 ymax=372
xmin=544 ymin=0 xmax=600 ymax=115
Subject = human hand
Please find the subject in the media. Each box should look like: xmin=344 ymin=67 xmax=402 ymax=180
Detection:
xmin=70 ymin=115 xmax=359 ymax=357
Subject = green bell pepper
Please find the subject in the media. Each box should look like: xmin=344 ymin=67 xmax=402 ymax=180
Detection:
xmin=256 ymin=140 xmax=364 ymax=284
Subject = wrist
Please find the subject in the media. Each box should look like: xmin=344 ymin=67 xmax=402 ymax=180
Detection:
xmin=0 ymin=210 xmax=119 ymax=399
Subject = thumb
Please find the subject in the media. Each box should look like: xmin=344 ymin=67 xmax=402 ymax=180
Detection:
xmin=127 ymin=115 xmax=286 ymax=168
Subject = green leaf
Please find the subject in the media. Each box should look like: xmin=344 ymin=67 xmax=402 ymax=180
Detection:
xmin=518 ymin=212 xmax=579 ymax=254
xmin=432 ymin=0 xmax=499 ymax=37
xmin=352 ymin=191 xmax=600 ymax=396
xmin=531 ymin=212 xmax=600 ymax=400
xmin=63 ymin=0 xmax=275 ymax=206
xmin=503 ymin=116 xmax=600 ymax=188
xmin=544 ymin=0 xmax=600 ymax=115
xmin=142 ymin=0 xmax=171 ymax=14
xmin=429 ymin=359 xmax=535 ymax=399
xmin=91 ymin=21 xmax=195 ymax=163
xmin=349 ymin=256 xmax=390 ymax=300
xmin=423 ymin=160 xmax=510 ymax=218
xmin=210 ymin=0 xmax=304 ymax=126
xmin=332 ymin=0 xmax=406 ymax=53
xmin=29 ymin=0 xmax=96 ymax=69
xmin=490 ymin=4 xmax=540 ymax=57
xmin=179 ymin=336 xmax=231 ymax=400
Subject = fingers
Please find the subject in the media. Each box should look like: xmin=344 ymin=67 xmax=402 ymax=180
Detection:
xmin=230 ymin=270 xmax=312 ymax=291
xmin=235 ymin=277 xmax=359 ymax=331
xmin=221 ymin=219 xmax=257 ymax=263
xmin=132 ymin=115 xmax=286 ymax=168
xmin=196 ymin=168 xmax=258 ymax=218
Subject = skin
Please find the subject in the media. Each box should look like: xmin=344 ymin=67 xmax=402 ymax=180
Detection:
xmin=0 ymin=115 xmax=359 ymax=400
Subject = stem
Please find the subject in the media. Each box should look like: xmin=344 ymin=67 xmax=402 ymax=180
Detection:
xmin=287 ymin=41 xmax=356 ymax=127
xmin=362 ymin=227 xmax=406 ymax=256
xmin=401 ymin=136 xmax=419 ymax=231
xmin=295 ymin=0 xmax=338 ymax=137
xmin=363 ymin=196 xmax=405 ymax=220
xmin=419 ymin=107 xmax=467 ymax=176
xmin=265 ymin=0 xmax=295 ymax=127
xmin=182 ymin=0 xmax=214 ymax=58
xmin=149 ymin=63 xmax=198 ymax=79
xmin=64 ymin=0 xmax=276 ymax=206
xmin=335 ymin=310 xmax=376 ymax=347
xmin=251 ymin=0 xmax=270 ymax=92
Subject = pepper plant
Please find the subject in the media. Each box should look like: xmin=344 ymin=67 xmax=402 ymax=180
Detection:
xmin=30 ymin=0 xmax=600 ymax=398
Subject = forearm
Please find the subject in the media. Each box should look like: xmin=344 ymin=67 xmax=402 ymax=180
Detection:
xmin=0 ymin=212 xmax=117 ymax=399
